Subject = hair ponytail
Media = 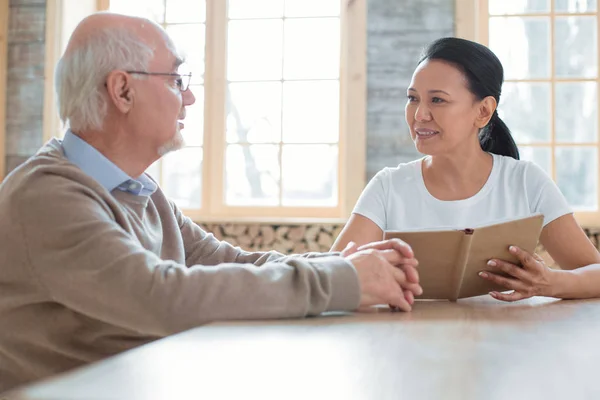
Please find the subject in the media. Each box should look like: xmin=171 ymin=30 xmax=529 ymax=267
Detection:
xmin=479 ymin=111 xmax=520 ymax=160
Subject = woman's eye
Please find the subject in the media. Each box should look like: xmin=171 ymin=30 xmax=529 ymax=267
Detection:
xmin=407 ymin=95 xmax=417 ymax=102
xmin=432 ymin=97 xmax=445 ymax=104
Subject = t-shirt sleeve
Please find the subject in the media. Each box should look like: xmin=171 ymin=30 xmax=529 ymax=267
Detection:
xmin=525 ymin=161 xmax=573 ymax=226
xmin=351 ymin=169 xmax=388 ymax=231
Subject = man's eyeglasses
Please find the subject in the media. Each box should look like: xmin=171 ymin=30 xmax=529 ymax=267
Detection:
xmin=126 ymin=70 xmax=192 ymax=92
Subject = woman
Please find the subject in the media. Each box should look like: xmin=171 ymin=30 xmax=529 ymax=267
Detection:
xmin=333 ymin=37 xmax=600 ymax=302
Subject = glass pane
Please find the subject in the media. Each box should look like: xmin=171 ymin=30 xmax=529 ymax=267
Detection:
xmin=109 ymin=0 xmax=165 ymax=22
xmin=555 ymin=0 xmax=597 ymax=12
xmin=228 ymin=20 xmax=283 ymax=81
xmin=499 ymin=82 xmax=551 ymax=143
xmin=166 ymin=24 xmax=205 ymax=83
xmin=555 ymin=82 xmax=597 ymax=143
xmin=166 ymin=0 xmax=205 ymax=23
xmin=145 ymin=159 xmax=161 ymax=181
xmin=228 ymin=0 xmax=284 ymax=18
xmin=182 ymin=85 xmax=204 ymax=146
xmin=162 ymin=147 xmax=203 ymax=209
xmin=284 ymin=0 xmax=340 ymax=17
xmin=489 ymin=17 xmax=550 ymax=79
xmin=227 ymin=82 xmax=282 ymax=144
xmin=282 ymin=145 xmax=338 ymax=206
xmin=555 ymin=17 xmax=597 ymax=78
xmin=489 ymin=0 xmax=549 ymax=14
xmin=226 ymin=145 xmax=280 ymax=206
xmin=518 ymin=146 xmax=552 ymax=175
xmin=283 ymin=18 xmax=340 ymax=80
xmin=556 ymin=147 xmax=598 ymax=210
xmin=283 ymin=81 xmax=339 ymax=143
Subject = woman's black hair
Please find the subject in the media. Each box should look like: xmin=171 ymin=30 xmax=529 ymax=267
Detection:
xmin=418 ymin=37 xmax=519 ymax=159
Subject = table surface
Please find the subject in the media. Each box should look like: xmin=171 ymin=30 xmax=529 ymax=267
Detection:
xmin=7 ymin=296 xmax=600 ymax=400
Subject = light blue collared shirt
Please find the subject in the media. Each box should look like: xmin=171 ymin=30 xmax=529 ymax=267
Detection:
xmin=61 ymin=130 xmax=157 ymax=196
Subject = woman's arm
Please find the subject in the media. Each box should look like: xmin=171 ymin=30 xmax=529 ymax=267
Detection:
xmin=540 ymin=214 xmax=600 ymax=270
xmin=331 ymin=214 xmax=384 ymax=252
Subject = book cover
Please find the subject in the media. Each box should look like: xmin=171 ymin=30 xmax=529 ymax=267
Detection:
xmin=384 ymin=214 xmax=545 ymax=301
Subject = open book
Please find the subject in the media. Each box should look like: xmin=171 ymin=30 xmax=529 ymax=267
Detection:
xmin=384 ymin=214 xmax=544 ymax=301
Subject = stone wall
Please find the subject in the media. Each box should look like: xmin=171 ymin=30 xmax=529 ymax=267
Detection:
xmin=5 ymin=0 xmax=46 ymax=173
xmin=366 ymin=0 xmax=454 ymax=180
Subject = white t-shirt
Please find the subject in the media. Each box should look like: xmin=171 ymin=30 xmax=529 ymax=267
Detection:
xmin=353 ymin=153 xmax=572 ymax=231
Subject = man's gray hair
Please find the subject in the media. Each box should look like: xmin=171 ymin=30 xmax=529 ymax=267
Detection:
xmin=55 ymin=26 xmax=155 ymax=132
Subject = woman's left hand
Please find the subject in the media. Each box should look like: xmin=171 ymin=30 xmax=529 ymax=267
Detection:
xmin=479 ymin=246 xmax=559 ymax=302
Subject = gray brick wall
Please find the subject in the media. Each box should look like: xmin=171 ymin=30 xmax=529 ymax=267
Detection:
xmin=5 ymin=0 xmax=47 ymax=173
xmin=366 ymin=0 xmax=454 ymax=180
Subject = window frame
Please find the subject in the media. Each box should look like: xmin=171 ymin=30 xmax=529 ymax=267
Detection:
xmin=43 ymin=0 xmax=366 ymax=223
xmin=0 ymin=0 xmax=8 ymax=180
xmin=455 ymin=0 xmax=600 ymax=227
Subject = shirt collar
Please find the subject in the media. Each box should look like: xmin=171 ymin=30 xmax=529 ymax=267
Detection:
xmin=61 ymin=130 xmax=157 ymax=196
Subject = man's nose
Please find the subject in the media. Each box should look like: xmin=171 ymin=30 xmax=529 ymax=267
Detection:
xmin=183 ymin=87 xmax=196 ymax=106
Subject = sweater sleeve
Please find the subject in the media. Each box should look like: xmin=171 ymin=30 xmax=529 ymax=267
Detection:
xmin=171 ymin=201 xmax=343 ymax=267
xmin=17 ymin=176 xmax=360 ymax=337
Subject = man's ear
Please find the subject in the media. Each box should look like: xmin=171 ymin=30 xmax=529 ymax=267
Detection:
xmin=105 ymin=71 xmax=134 ymax=113
xmin=475 ymin=96 xmax=497 ymax=129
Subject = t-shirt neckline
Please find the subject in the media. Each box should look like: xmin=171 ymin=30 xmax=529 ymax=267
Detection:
xmin=415 ymin=153 xmax=500 ymax=208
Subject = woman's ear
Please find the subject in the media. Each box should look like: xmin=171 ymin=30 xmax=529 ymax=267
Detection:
xmin=105 ymin=71 xmax=135 ymax=114
xmin=475 ymin=96 xmax=497 ymax=129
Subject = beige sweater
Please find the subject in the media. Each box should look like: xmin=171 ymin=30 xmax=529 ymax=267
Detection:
xmin=0 ymin=141 xmax=360 ymax=393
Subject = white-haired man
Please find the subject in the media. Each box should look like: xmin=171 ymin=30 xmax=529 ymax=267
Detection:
xmin=0 ymin=12 xmax=421 ymax=392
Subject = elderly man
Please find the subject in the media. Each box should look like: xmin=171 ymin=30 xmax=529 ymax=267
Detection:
xmin=0 ymin=12 xmax=421 ymax=392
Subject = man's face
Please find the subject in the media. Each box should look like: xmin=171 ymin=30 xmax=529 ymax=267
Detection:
xmin=130 ymin=33 xmax=196 ymax=157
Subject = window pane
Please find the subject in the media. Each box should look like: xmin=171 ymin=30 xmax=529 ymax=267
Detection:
xmin=283 ymin=81 xmax=339 ymax=143
xmin=182 ymin=85 xmax=204 ymax=146
xmin=489 ymin=0 xmax=549 ymax=14
xmin=555 ymin=17 xmax=597 ymax=78
xmin=284 ymin=0 xmax=340 ymax=17
xmin=519 ymin=146 xmax=552 ymax=175
xmin=282 ymin=145 xmax=338 ymax=206
xmin=166 ymin=0 xmax=205 ymax=23
xmin=145 ymin=160 xmax=161 ymax=181
xmin=228 ymin=20 xmax=283 ymax=81
xmin=162 ymin=147 xmax=203 ymax=209
xmin=499 ymin=82 xmax=551 ymax=143
xmin=228 ymin=0 xmax=284 ymax=18
xmin=226 ymin=145 xmax=280 ymax=206
xmin=109 ymin=0 xmax=165 ymax=22
xmin=283 ymin=18 xmax=340 ymax=80
xmin=166 ymin=24 xmax=205 ymax=83
xmin=489 ymin=17 xmax=550 ymax=79
xmin=227 ymin=82 xmax=282 ymax=144
xmin=555 ymin=82 xmax=597 ymax=143
xmin=555 ymin=0 xmax=597 ymax=12
xmin=556 ymin=147 xmax=598 ymax=210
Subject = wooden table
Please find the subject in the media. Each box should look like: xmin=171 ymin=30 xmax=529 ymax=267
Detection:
xmin=7 ymin=296 xmax=600 ymax=400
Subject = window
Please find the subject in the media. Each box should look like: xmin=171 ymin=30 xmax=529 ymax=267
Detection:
xmin=0 ymin=0 xmax=7 ymax=179
xmin=45 ymin=0 xmax=366 ymax=222
xmin=456 ymin=0 xmax=600 ymax=226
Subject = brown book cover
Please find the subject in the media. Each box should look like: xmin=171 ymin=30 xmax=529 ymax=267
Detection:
xmin=383 ymin=214 xmax=544 ymax=301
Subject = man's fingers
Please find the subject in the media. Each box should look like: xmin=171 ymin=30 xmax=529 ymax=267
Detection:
xmin=403 ymin=289 xmax=415 ymax=305
xmin=400 ymin=263 xmax=420 ymax=284
xmin=379 ymin=249 xmax=418 ymax=267
xmin=388 ymin=262 xmax=407 ymax=285
xmin=402 ymin=282 xmax=423 ymax=296
xmin=388 ymin=289 xmax=412 ymax=312
xmin=358 ymin=238 xmax=414 ymax=259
